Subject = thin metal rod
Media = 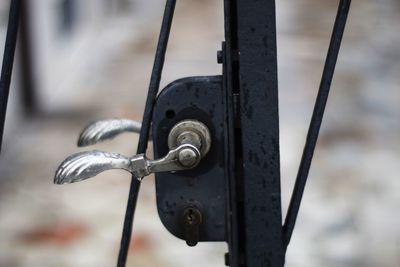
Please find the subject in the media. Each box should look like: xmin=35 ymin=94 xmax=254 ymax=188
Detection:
xmin=0 ymin=0 xmax=21 ymax=152
xmin=19 ymin=0 xmax=37 ymax=115
xmin=116 ymin=1 xmax=176 ymax=266
xmin=283 ymin=0 xmax=351 ymax=248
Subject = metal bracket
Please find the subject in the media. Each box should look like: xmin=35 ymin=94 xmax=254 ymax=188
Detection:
xmin=152 ymin=76 xmax=227 ymax=243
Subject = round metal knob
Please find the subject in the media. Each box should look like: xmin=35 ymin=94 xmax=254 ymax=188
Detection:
xmin=168 ymin=120 xmax=211 ymax=157
xmin=178 ymin=148 xmax=199 ymax=167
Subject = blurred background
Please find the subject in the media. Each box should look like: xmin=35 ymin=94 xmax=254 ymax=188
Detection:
xmin=0 ymin=0 xmax=399 ymax=266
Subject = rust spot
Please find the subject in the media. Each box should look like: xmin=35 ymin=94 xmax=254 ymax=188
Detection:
xmin=129 ymin=233 xmax=153 ymax=254
xmin=19 ymin=222 xmax=87 ymax=245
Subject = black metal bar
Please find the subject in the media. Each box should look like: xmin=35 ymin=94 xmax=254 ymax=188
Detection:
xmin=116 ymin=1 xmax=176 ymax=266
xmin=19 ymin=0 xmax=37 ymax=115
xmin=282 ymin=0 xmax=351 ymax=248
xmin=235 ymin=0 xmax=284 ymax=266
xmin=222 ymin=0 xmax=241 ymax=266
xmin=0 ymin=0 xmax=21 ymax=152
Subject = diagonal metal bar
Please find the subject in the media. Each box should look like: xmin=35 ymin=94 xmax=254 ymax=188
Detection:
xmin=0 ymin=0 xmax=21 ymax=153
xmin=283 ymin=0 xmax=352 ymax=248
xmin=116 ymin=1 xmax=176 ymax=266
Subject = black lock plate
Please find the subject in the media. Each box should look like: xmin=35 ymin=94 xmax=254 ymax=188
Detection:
xmin=152 ymin=76 xmax=227 ymax=242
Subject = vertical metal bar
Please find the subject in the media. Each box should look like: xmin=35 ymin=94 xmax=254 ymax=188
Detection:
xmin=116 ymin=1 xmax=176 ymax=266
xmin=19 ymin=0 xmax=37 ymax=115
xmin=0 ymin=0 xmax=21 ymax=152
xmin=236 ymin=0 xmax=284 ymax=266
xmin=282 ymin=0 xmax=351 ymax=248
xmin=223 ymin=0 xmax=241 ymax=265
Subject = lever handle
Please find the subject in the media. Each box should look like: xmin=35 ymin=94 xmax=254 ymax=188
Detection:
xmin=78 ymin=119 xmax=142 ymax=147
xmin=55 ymin=150 xmax=132 ymax=184
xmin=55 ymin=119 xmax=211 ymax=185
xmin=54 ymin=144 xmax=201 ymax=185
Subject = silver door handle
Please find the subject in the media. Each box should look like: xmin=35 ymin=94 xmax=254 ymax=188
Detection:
xmin=55 ymin=120 xmax=211 ymax=184
xmin=78 ymin=119 xmax=142 ymax=147
xmin=54 ymin=143 xmax=200 ymax=184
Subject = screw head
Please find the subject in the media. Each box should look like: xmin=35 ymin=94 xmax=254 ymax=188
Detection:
xmin=178 ymin=148 xmax=198 ymax=167
xmin=217 ymin=50 xmax=223 ymax=64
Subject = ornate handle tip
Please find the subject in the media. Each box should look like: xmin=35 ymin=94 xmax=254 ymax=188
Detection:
xmin=54 ymin=150 xmax=132 ymax=185
xmin=77 ymin=119 xmax=142 ymax=147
